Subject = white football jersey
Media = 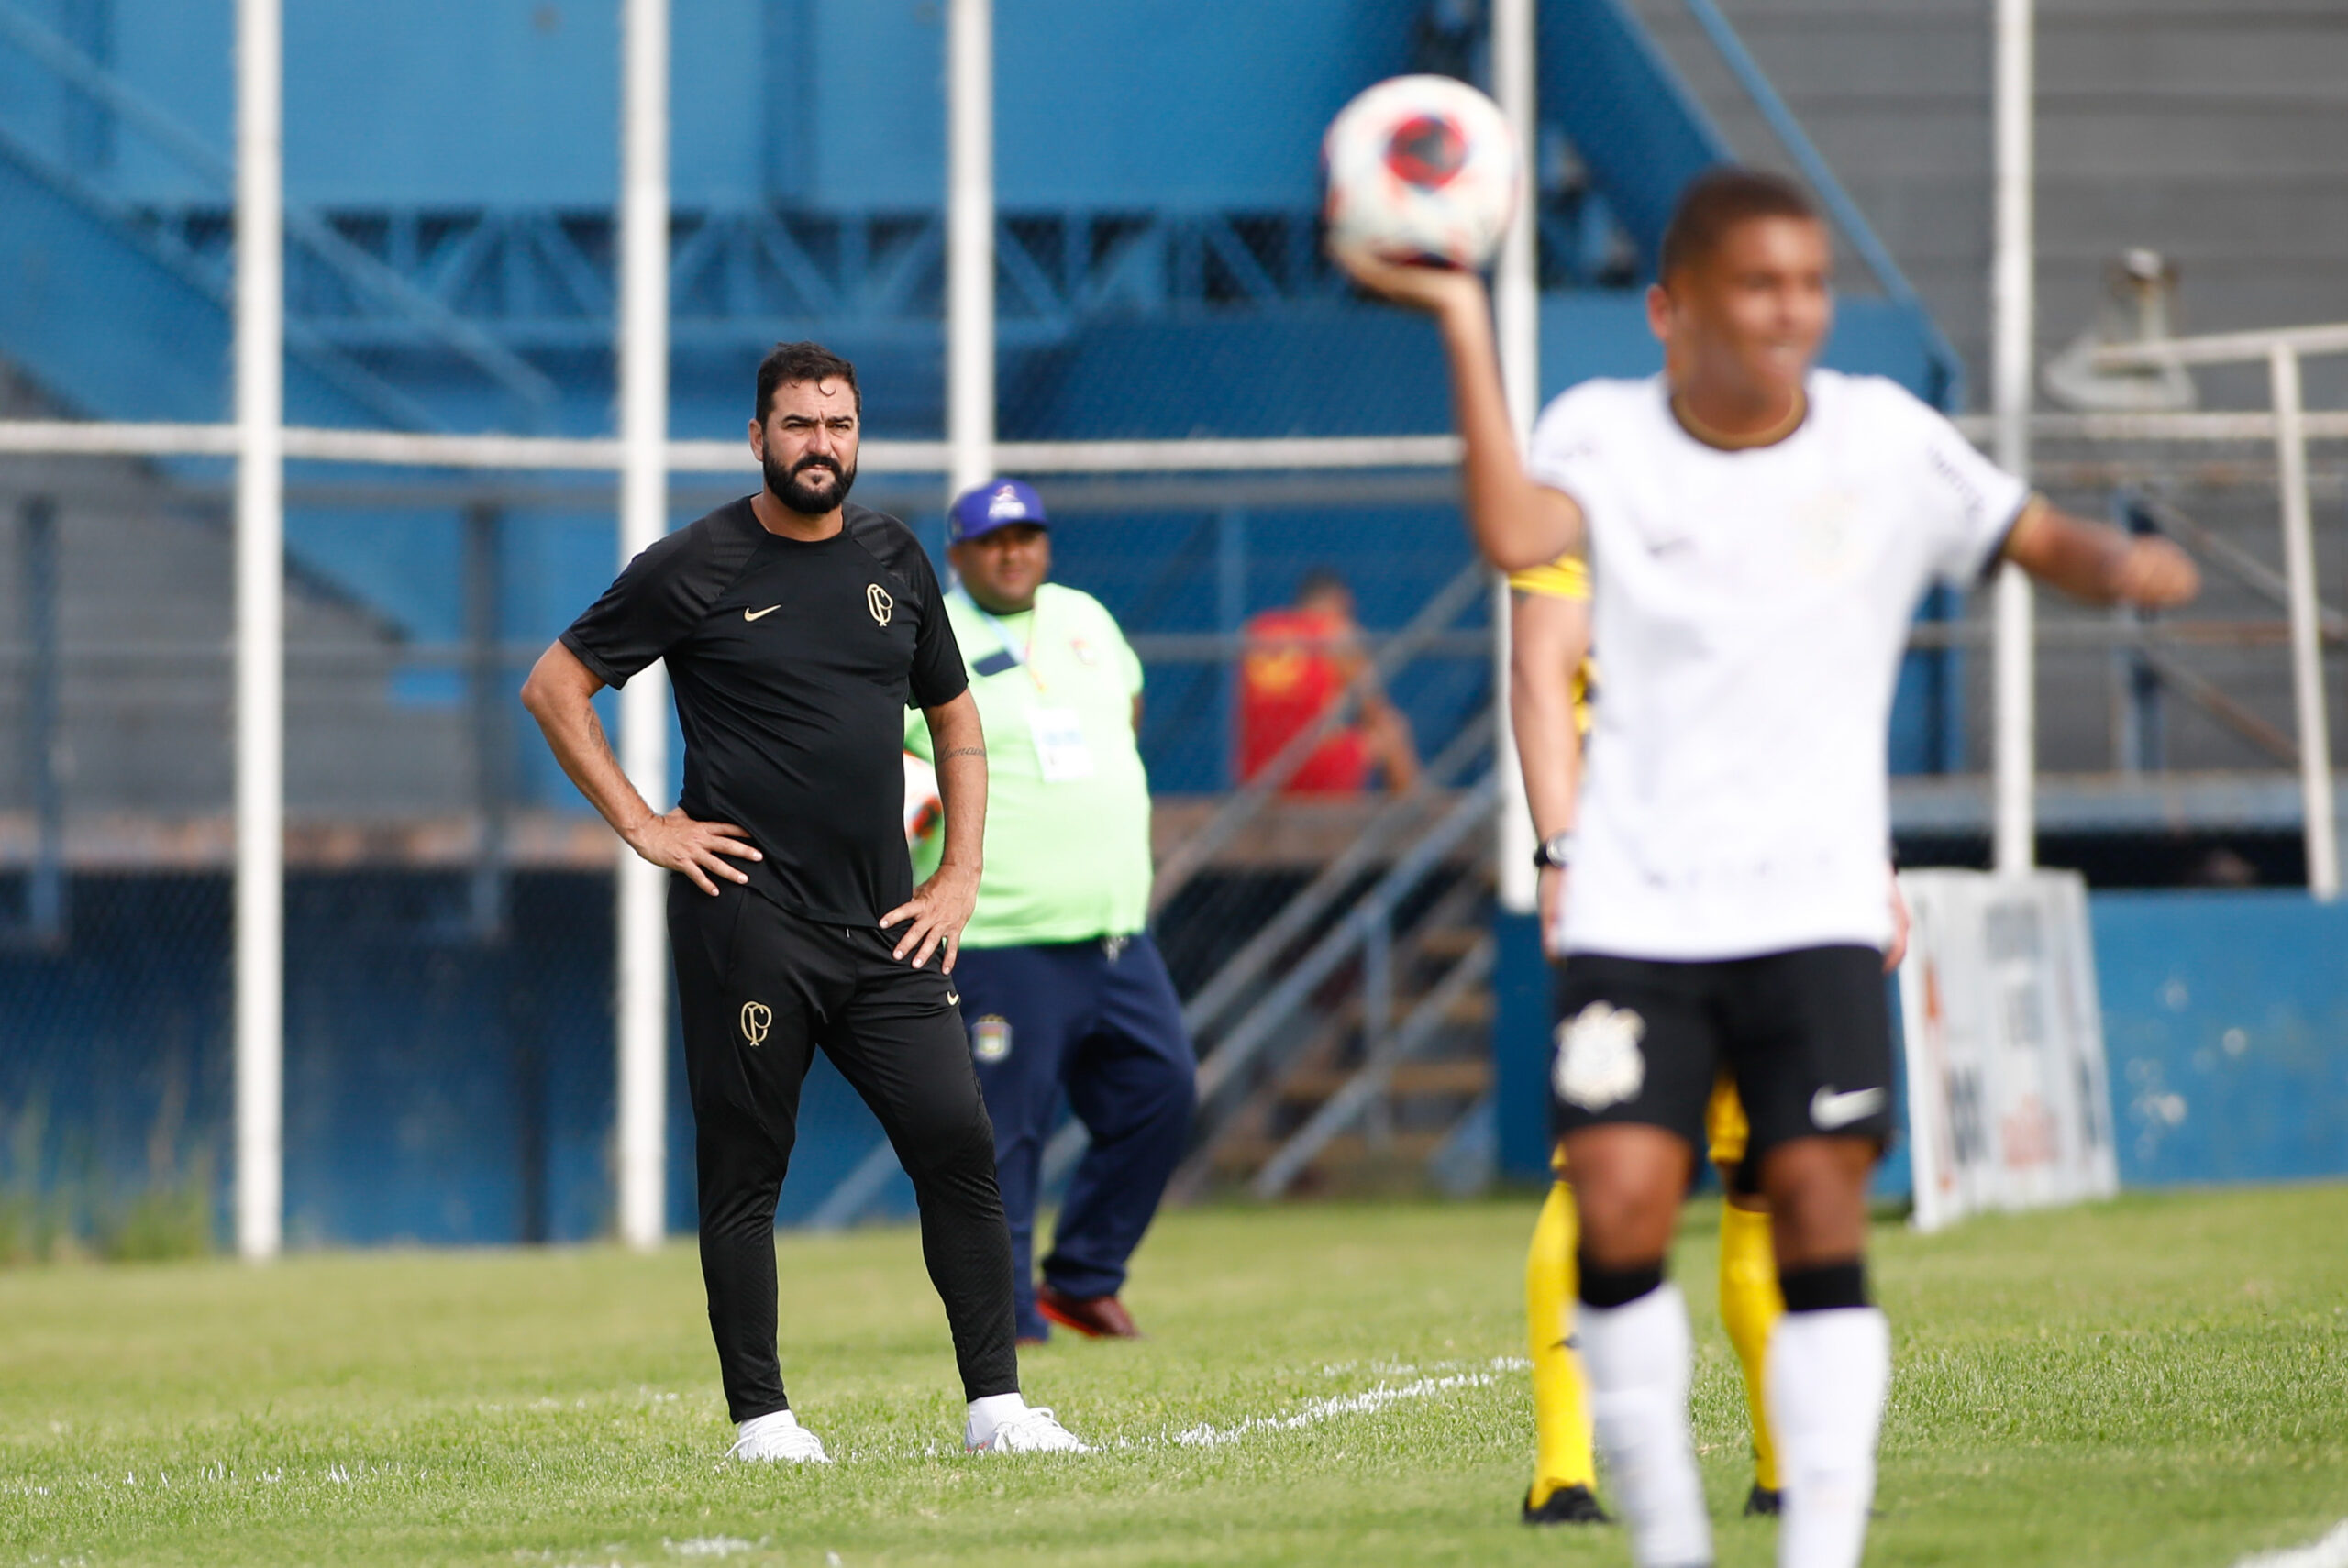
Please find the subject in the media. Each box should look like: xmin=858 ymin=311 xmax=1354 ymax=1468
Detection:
xmin=1528 ymin=370 xmax=2028 ymax=961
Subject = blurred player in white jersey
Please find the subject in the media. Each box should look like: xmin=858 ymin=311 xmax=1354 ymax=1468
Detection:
xmin=1510 ymin=556 xmax=1911 ymax=1528
xmin=1338 ymin=168 xmax=2198 ymax=1568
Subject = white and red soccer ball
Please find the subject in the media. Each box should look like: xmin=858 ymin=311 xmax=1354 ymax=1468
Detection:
xmin=903 ymin=751 xmax=943 ymax=844
xmin=1324 ymin=74 xmax=1524 ymax=272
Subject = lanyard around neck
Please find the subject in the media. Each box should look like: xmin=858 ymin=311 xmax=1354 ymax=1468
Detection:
xmin=955 ymin=586 xmax=1047 ymax=692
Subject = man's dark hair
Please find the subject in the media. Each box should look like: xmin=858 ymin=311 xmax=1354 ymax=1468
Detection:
xmin=1657 ymin=167 xmax=1820 ymax=282
xmin=755 ymin=340 xmax=862 ymax=423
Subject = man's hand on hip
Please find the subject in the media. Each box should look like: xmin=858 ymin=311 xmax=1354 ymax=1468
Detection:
xmin=882 ymin=862 xmax=980 ymax=971
xmin=624 ymin=808 xmax=762 ymax=896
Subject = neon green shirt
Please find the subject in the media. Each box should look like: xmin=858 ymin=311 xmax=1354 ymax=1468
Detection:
xmin=905 ymin=581 xmax=1153 ymax=946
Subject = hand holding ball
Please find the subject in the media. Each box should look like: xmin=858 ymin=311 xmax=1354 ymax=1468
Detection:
xmin=1324 ymin=75 xmax=1523 ymax=273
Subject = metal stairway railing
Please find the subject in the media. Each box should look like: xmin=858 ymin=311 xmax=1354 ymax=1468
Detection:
xmin=1146 ymin=558 xmax=1490 ymax=913
xmin=1172 ymin=772 xmax=1497 ymax=1194
xmin=1249 ymin=931 xmax=1496 ymax=1199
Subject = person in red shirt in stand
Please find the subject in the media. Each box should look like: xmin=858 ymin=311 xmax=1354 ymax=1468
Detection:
xmin=1236 ymin=569 xmax=1421 ymax=793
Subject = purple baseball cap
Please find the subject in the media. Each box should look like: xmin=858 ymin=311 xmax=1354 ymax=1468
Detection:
xmin=948 ymin=478 xmax=1049 ymax=543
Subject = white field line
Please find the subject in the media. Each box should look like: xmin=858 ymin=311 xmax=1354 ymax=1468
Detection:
xmin=0 ymin=1363 xmax=1529 ymax=1494
xmin=1169 ymin=1363 xmax=1516 ymax=1449
xmin=858 ymin=1356 xmax=1529 ymax=1463
xmin=662 ymin=1538 xmax=759 ymax=1558
xmin=2233 ymin=1521 xmax=2348 ymax=1568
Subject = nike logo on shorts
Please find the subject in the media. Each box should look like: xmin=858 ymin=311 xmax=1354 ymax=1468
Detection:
xmin=1811 ymin=1086 xmax=1887 ymax=1130
xmin=743 ymin=605 xmax=781 ymax=621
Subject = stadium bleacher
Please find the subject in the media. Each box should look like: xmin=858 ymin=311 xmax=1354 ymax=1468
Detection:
xmin=0 ymin=0 xmax=2341 ymax=1243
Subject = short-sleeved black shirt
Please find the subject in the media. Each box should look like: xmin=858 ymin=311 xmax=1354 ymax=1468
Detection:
xmin=559 ymin=497 xmax=968 ymax=926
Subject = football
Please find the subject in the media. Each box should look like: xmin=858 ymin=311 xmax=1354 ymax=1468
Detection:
xmin=1323 ymin=74 xmax=1523 ymax=271
xmin=903 ymin=749 xmax=943 ymax=843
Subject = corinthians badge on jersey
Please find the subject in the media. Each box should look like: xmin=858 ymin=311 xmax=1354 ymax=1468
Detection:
xmin=867 ymin=583 xmax=895 ymax=625
xmin=971 ymin=1014 xmax=1012 ymax=1064
xmin=1554 ymin=1001 xmax=1645 ymax=1110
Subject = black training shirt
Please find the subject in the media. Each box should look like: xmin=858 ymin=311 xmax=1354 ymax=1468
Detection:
xmin=560 ymin=497 xmax=968 ymax=925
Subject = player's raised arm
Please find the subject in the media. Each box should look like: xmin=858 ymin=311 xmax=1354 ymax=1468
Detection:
xmin=2000 ymin=498 xmax=2200 ymax=609
xmin=1328 ymin=247 xmax=1583 ymax=572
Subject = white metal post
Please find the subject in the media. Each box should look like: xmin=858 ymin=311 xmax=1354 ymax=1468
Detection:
xmin=947 ymin=0 xmax=995 ymax=502
xmin=1491 ymin=0 xmax=1539 ymax=916
xmin=2268 ymin=346 xmax=2340 ymax=899
xmin=615 ymin=0 xmax=670 ymax=1251
xmin=232 ymin=0 xmax=284 ymax=1264
xmin=1990 ymin=0 xmax=2036 ymax=874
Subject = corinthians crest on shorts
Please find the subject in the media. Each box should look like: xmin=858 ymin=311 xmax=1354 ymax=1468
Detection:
xmin=1554 ymin=1001 xmax=1646 ymax=1110
xmin=970 ymin=1014 xmax=1013 ymax=1064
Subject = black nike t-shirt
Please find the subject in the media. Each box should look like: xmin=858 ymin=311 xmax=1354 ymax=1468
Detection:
xmin=559 ymin=497 xmax=968 ymax=926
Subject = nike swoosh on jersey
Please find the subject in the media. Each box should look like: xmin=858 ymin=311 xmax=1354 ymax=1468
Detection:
xmin=743 ymin=605 xmax=781 ymax=621
xmin=1810 ymin=1086 xmax=1888 ymax=1130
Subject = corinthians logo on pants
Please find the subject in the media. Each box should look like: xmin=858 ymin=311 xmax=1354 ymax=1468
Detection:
xmin=739 ymin=1000 xmax=772 ymax=1046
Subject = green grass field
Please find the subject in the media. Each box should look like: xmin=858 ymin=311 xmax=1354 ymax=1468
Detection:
xmin=2 ymin=1187 xmax=2342 ymax=1567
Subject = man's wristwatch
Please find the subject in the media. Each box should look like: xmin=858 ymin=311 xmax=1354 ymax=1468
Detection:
xmin=1532 ymin=832 xmax=1575 ymax=871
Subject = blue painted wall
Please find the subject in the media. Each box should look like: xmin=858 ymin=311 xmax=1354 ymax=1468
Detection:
xmin=1495 ymin=891 xmax=2348 ymax=1194
xmin=15 ymin=0 xmax=1416 ymax=210
xmin=2093 ymin=892 xmax=2348 ymax=1187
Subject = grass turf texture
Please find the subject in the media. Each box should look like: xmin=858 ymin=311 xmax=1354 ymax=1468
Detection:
xmin=2 ymin=1188 xmax=2342 ymax=1567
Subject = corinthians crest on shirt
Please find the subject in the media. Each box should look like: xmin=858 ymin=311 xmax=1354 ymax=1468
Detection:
xmin=970 ymin=1014 xmax=1013 ymax=1064
xmin=1553 ymin=1001 xmax=1646 ymax=1110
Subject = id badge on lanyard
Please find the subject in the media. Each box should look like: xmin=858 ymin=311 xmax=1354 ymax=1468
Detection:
xmin=1028 ymin=706 xmax=1094 ymax=782
xmin=957 ymin=589 xmax=1096 ymax=782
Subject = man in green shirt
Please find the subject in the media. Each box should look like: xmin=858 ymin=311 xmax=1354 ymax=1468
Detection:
xmin=905 ymin=479 xmax=1196 ymax=1342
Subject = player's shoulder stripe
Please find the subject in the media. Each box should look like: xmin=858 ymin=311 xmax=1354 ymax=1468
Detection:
xmin=842 ymin=504 xmax=933 ymax=589
xmin=626 ymin=495 xmax=761 ymax=601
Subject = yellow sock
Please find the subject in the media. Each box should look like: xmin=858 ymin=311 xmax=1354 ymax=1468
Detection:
xmin=1526 ymin=1177 xmax=1596 ymax=1504
xmin=1717 ymin=1199 xmax=1785 ymax=1493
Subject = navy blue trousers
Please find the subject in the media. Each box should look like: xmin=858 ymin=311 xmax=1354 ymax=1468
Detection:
xmin=952 ymin=934 xmax=1197 ymax=1340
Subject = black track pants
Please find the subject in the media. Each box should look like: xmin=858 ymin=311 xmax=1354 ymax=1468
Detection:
xmin=670 ymin=874 xmax=1020 ymax=1422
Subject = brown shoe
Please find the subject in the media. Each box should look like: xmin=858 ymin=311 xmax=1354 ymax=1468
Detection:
xmin=1036 ymin=1284 xmax=1142 ymax=1339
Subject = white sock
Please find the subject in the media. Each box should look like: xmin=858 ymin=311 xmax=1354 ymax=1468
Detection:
xmin=1579 ymin=1282 xmax=1712 ymax=1568
xmin=736 ymin=1409 xmax=799 ymax=1440
xmin=1767 ymin=1308 xmax=1891 ymax=1568
xmin=964 ymin=1391 xmax=1028 ymax=1446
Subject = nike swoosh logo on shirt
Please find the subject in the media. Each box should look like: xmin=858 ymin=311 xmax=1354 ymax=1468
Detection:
xmin=743 ymin=605 xmax=781 ymax=622
xmin=945 ymin=984 xmax=960 ymax=1007
xmin=1811 ymin=1086 xmax=1887 ymax=1130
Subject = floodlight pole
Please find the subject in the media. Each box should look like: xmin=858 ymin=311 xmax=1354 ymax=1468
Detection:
xmin=1491 ymin=0 xmax=1538 ymax=915
xmin=1991 ymin=0 xmax=2036 ymax=874
xmin=233 ymin=0 xmax=284 ymax=1264
xmin=615 ymin=0 xmax=670 ymax=1253
xmin=947 ymin=0 xmax=995 ymax=502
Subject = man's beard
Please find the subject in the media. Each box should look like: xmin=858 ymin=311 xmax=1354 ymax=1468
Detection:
xmin=765 ymin=450 xmax=858 ymax=515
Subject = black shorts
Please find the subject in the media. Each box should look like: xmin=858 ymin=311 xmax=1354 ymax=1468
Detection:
xmin=1548 ymin=944 xmax=1895 ymax=1164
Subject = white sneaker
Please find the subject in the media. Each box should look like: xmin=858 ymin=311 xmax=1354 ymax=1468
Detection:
xmin=966 ymin=1407 xmax=1090 ymax=1454
xmin=727 ymin=1410 xmax=832 ymax=1464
